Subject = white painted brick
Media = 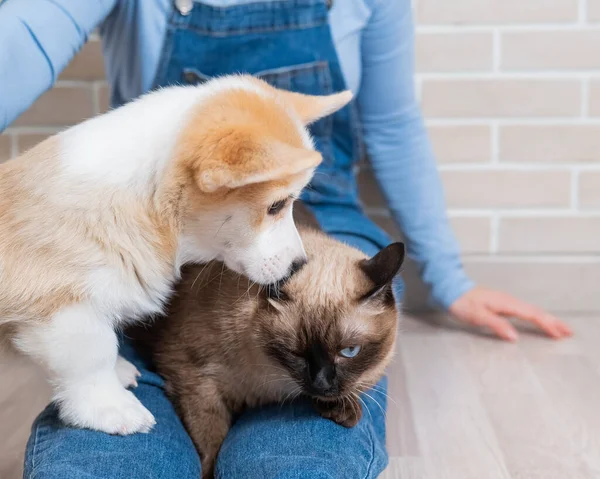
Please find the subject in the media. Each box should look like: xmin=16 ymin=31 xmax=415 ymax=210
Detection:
xmin=421 ymin=80 xmax=581 ymax=118
xmin=465 ymin=259 xmax=600 ymax=312
xmin=579 ymin=172 xmax=600 ymax=209
xmin=499 ymin=217 xmax=600 ymax=253
xmin=417 ymin=32 xmax=493 ymax=72
xmin=588 ymin=80 xmax=600 ymax=116
xmin=429 ymin=125 xmax=491 ymax=163
xmin=441 ymin=170 xmax=571 ymax=209
xmin=416 ymin=0 xmax=578 ymax=25
xmin=589 ymin=0 xmax=600 ymax=21
xmin=500 ymin=125 xmax=600 ymax=163
xmin=450 ymin=216 xmax=492 ymax=254
xmin=502 ymin=30 xmax=600 ymax=71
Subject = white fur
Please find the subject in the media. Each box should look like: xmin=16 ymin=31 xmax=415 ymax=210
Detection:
xmin=115 ymin=356 xmax=141 ymax=388
xmin=13 ymin=303 xmax=155 ymax=434
xmin=85 ymin=264 xmax=173 ymax=324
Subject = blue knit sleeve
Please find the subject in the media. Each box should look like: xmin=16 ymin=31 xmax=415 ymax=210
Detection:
xmin=0 ymin=0 xmax=116 ymax=131
xmin=357 ymin=0 xmax=474 ymax=309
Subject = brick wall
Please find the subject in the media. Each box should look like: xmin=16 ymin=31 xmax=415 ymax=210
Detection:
xmin=383 ymin=0 xmax=600 ymax=312
xmin=3 ymin=1 xmax=600 ymax=312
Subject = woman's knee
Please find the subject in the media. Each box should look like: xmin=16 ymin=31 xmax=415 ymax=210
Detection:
xmin=215 ymin=397 xmax=388 ymax=479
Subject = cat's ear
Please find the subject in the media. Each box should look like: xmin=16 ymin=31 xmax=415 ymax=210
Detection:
xmin=358 ymin=242 xmax=405 ymax=301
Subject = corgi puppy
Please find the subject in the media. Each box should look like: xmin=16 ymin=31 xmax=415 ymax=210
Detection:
xmin=0 ymin=75 xmax=351 ymax=435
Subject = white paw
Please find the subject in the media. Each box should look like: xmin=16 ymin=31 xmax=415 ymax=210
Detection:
xmin=115 ymin=355 xmax=141 ymax=389
xmin=59 ymin=382 xmax=156 ymax=435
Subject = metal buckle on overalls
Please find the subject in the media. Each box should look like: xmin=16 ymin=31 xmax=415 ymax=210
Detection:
xmin=175 ymin=0 xmax=193 ymax=16
xmin=326 ymin=0 xmax=333 ymax=9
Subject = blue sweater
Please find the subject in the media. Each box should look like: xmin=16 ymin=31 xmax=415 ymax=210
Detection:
xmin=0 ymin=0 xmax=474 ymax=309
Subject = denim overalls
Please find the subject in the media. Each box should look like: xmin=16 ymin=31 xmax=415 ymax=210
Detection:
xmin=155 ymin=0 xmax=393 ymax=257
xmin=24 ymin=2 xmax=390 ymax=478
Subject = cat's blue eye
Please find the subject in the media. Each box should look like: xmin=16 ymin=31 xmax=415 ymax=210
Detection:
xmin=339 ymin=345 xmax=361 ymax=358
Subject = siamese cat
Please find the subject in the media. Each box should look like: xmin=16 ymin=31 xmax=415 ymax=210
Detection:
xmin=134 ymin=204 xmax=404 ymax=477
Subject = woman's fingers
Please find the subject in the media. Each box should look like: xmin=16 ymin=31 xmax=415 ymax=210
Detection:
xmin=449 ymin=288 xmax=573 ymax=341
xmin=467 ymin=307 xmax=519 ymax=342
xmin=486 ymin=293 xmax=572 ymax=339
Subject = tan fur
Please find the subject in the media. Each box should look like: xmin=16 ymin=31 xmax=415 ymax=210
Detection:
xmin=0 ymin=137 xmax=87 ymax=320
xmin=132 ymin=207 xmax=400 ymax=476
xmin=0 ymin=135 xmax=177 ymax=321
xmin=175 ymin=87 xmax=322 ymax=192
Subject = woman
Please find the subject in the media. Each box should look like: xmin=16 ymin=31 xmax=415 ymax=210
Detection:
xmin=0 ymin=1 xmax=572 ymax=477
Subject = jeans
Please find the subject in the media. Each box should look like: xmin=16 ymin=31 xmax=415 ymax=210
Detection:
xmin=23 ymin=233 xmax=391 ymax=479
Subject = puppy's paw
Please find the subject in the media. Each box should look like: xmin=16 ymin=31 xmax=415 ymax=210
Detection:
xmin=59 ymin=382 xmax=156 ymax=435
xmin=313 ymin=398 xmax=362 ymax=428
xmin=115 ymin=355 xmax=141 ymax=389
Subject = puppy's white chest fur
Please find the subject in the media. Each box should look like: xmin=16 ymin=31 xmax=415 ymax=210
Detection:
xmin=87 ymin=264 xmax=176 ymax=324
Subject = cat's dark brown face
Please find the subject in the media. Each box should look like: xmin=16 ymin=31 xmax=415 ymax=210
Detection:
xmin=253 ymin=236 xmax=405 ymax=401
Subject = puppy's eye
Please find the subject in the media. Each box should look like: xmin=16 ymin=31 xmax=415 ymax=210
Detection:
xmin=339 ymin=345 xmax=361 ymax=358
xmin=267 ymin=199 xmax=287 ymax=216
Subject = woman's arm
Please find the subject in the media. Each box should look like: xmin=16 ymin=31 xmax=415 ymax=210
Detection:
xmin=358 ymin=0 xmax=572 ymax=340
xmin=358 ymin=0 xmax=472 ymax=310
xmin=0 ymin=0 xmax=116 ymax=131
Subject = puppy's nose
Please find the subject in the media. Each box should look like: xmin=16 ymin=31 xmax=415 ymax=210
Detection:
xmin=288 ymin=257 xmax=307 ymax=279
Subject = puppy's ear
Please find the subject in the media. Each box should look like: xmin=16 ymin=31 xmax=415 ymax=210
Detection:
xmin=358 ymin=242 xmax=405 ymax=302
xmin=195 ymin=131 xmax=321 ymax=193
xmin=277 ymin=90 xmax=353 ymax=125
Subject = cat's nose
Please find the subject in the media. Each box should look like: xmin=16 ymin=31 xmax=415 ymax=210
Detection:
xmin=310 ymin=365 xmax=337 ymax=394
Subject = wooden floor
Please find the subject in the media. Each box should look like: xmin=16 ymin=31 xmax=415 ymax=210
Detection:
xmin=2 ymin=314 xmax=600 ymax=479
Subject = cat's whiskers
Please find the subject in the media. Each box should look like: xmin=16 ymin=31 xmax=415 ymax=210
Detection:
xmin=218 ymin=261 xmax=226 ymax=294
xmin=195 ymin=267 xmax=227 ymax=293
xmin=251 ymin=363 xmax=290 ymax=375
xmin=191 ymin=261 xmax=213 ymax=291
xmin=291 ymin=388 xmax=303 ymax=401
xmin=281 ymin=386 xmax=303 ymax=406
xmin=259 ymin=377 xmax=292 ymax=390
xmin=247 ymin=280 xmax=256 ymax=299
xmin=360 ymin=390 xmax=387 ymax=419
xmin=351 ymin=391 xmax=372 ymax=422
xmin=232 ymin=279 xmax=255 ymax=304
xmin=356 ymin=381 xmax=399 ymax=408
xmin=213 ymin=216 xmax=229 ymax=239
xmin=349 ymin=395 xmax=360 ymax=422
xmin=255 ymin=284 xmax=263 ymax=304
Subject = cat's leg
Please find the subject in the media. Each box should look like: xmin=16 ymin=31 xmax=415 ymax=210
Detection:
xmin=173 ymin=378 xmax=232 ymax=479
xmin=115 ymin=355 xmax=142 ymax=388
xmin=13 ymin=302 xmax=155 ymax=435
xmin=312 ymin=396 xmax=362 ymax=428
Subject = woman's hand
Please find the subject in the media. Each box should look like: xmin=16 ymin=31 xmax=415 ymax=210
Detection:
xmin=449 ymin=287 xmax=573 ymax=342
